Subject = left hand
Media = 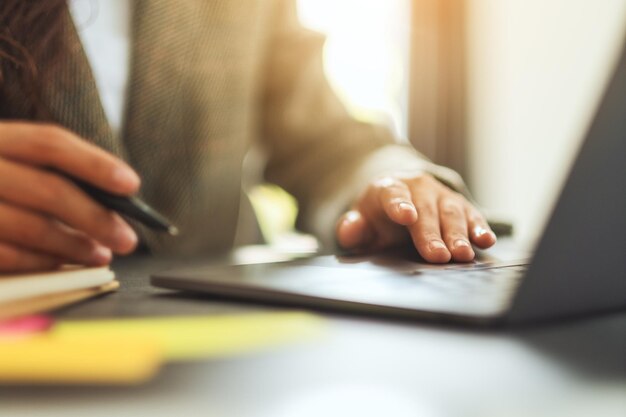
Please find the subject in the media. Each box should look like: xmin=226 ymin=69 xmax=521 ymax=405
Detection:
xmin=335 ymin=173 xmax=497 ymax=263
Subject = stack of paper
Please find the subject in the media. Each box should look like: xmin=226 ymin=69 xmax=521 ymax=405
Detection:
xmin=0 ymin=267 xmax=119 ymax=320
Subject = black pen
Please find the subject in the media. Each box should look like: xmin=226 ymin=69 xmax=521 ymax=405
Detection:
xmin=62 ymin=173 xmax=179 ymax=236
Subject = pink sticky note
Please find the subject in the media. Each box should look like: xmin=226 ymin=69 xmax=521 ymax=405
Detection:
xmin=0 ymin=315 xmax=55 ymax=338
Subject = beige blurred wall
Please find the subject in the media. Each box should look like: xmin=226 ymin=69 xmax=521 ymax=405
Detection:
xmin=466 ymin=0 xmax=626 ymax=245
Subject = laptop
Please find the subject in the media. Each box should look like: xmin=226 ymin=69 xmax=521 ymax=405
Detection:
xmin=151 ymin=36 xmax=626 ymax=326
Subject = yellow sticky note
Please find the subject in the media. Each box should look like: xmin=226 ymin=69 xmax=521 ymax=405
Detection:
xmin=54 ymin=311 xmax=325 ymax=360
xmin=0 ymin=312 xmax=325 ymax=384
xmin=0 ymin=336 xmax=161 ymax=384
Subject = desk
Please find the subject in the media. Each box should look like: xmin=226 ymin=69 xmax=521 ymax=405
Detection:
xmin=2 ymin=242 xmax=625 ymax=417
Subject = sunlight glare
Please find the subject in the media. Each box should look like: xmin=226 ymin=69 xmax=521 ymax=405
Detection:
xmin=297 ymin=0 xmax=410 ymax=137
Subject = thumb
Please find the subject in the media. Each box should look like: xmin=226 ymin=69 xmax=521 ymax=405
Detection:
xmin=335 ymin=210 xmax=375 ymax=250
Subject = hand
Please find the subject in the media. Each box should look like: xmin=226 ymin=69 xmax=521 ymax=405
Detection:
xmin=335 ymin=173 xmax=496 ymax=263
xmin=0 ymin=122 xmax=140 ymax=272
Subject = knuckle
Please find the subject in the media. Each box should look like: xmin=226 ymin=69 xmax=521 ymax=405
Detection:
xmin=372 ymin=176 xmax=398 ymax=190
xmin=416 ymin=202 xmax=437 ymax=217
xmin=422 ymin=232 xmax=443 ymax=243
xmin=412 ymin=173 xmax=436 ymax=187
xmin=446 ymin=190 xmax=465 ymax=200
xmin=446 ymin=233 xmax=467 ymax=242
xmin=439 ymin=199 xmax=462 ymax=217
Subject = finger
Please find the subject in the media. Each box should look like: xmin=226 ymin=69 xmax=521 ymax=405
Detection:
xmin=348 ymin=180 xmax=413 ymax=249
xmin=439 ymin=196 xmax=475 ymax=262
xmin=466 ymin=207 xmax=497 ymax=249
xmin=336 ymin=210 xmax=375 ymax=250
xmin=408 ymin=192 xmax=451 ymax=263
xmin=375 ymin=177 xmax=418 ymax=225
xmin=0 ymin=203 xmax=112 ymax=266
xmin=0 ymin=158 xmax=138 ymax=254
xmin=0 ymin=242 xmax=60 ymax=273
xmin=0 ymin=122 xmax=140 ymax=195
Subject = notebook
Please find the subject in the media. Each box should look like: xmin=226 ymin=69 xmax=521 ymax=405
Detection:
xmin=0 ymin=267 xmax=118 ymax=320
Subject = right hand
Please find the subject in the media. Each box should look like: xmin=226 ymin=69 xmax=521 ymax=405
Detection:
xmin=0 ymin=122 xmax=140 ymax=272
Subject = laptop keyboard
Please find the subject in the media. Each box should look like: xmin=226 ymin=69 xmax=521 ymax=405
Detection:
xmin=249 ymin=261 xmax=530 ymax=315
xmin=409 ymin=264 xmax=527 ymax=296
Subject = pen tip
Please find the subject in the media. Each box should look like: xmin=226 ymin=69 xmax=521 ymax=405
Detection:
xmin=168 ymin=226 xmax=180 ymax=236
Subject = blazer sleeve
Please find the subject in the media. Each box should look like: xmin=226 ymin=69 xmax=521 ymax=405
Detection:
xmin=259 ymin=0 xmax=468 ymax=242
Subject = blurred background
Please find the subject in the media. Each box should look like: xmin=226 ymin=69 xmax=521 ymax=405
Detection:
xmin=252 ymin=0 xmax=626 ymax=247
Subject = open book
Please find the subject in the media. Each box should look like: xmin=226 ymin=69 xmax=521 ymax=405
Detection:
xmin=0 ymin=267 xmax=119 ymax=320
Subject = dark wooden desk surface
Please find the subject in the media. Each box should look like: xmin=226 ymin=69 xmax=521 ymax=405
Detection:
xmin=2 ymin=243 xmax=625 ymax=417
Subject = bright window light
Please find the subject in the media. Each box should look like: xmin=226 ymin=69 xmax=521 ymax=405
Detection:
xmin=297 ymin=0 xmax=411 ymax=139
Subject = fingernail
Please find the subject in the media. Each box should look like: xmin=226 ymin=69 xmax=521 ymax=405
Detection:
xmin=112 ymin=166 xmax=141 ymax=189
xmin=91 ymin=246 xmax=112 ymax=265
xmin=398 ymin=202 xmax=414 ymax=212
xmin=473 ymin=227 xmax=487 ymax=237
xmin=454 ymin=239 xmax=471 ymax=249
xmin=342 ymin=210 xmax=361 ymax=225
xmin=429 ymin=240 xmax=447 ymax=251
